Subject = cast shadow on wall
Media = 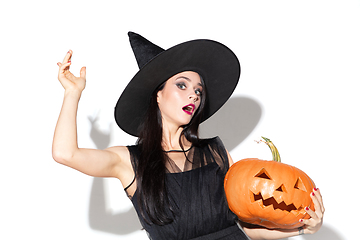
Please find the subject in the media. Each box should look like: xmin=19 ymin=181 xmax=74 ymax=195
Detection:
xmin=87 ymin=96 xmax=262 ymax=235
xmin=279 ymin=224 xmax=345 ymax=240
xmin=87 ymin=115 xmax=143 ymax=234
xmin=301 ymin=225 xmax=345 ymax=240
xmin=89 ymin=177 xmax=142 ymax=234
xmin=199 ymin=96 xmax=262 ymax=151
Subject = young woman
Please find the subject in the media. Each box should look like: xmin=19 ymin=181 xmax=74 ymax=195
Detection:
xmin=53 ymin=32 xmax=324 ymax=239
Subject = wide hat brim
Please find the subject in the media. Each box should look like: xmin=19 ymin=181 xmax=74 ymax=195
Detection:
xmin=115 ymin=38 xmax=240 ymax=137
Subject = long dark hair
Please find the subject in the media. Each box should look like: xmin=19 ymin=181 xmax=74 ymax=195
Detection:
xmin=136 ymin=74 xmax=206 ymax=225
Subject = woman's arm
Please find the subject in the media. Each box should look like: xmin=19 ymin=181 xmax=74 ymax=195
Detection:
xmin=241 ymin=188 xmax=325 ymax=240
xmin=52 ymin=50 xmax=133 ymax=183
xmin=242 ymin=221 xmax=309 ymax=240
xmin=241 ymin=223 xmax=301 ymax=240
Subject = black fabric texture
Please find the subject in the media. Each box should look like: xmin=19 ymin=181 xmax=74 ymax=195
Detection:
xmin=126 ymin=137 xmax=249 ymax=240
xmin=128 ymin=32 xmax=165 ymax=69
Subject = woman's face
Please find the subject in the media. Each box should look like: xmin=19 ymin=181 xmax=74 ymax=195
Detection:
xmin=157 ymin=71 xmax=203 ymax=128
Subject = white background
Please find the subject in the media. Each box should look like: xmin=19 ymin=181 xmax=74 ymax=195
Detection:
xmin=1 ymin=1 xmax=358 ymax=239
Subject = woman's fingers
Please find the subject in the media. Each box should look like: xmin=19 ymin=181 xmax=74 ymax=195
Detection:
xmin=56 ymin=50 xmax=86 ymax=92
xmin=300 ymin=188 xmax=324 ymax=234
xmin=58 ymin=50 xmax=72 ymax=74
xmin=58 ymin=61 xmax=72 ymax=75
xmin=61 ymin=50 xmax=72 ymax=64
xmin=58 ymin=50 xmax=72 ymax=73
xmin=307 ymin=188 xmax=324 ymax=219
xmin=314 ymin=188 xmax=325 ymax=213
xmin=312 ymin=188 xmax=325 ymax=219
xmin=305 ymin=206 xmax=317 ymax=220
xmin=80 ymin=66 xmax=86 ymax=79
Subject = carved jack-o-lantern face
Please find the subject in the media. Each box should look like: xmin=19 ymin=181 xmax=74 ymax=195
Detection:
xmin=224 ymin=158 xmax=315 ymax=229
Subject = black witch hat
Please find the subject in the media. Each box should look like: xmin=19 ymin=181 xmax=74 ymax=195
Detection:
xmin=115 ymin=32 xmax=240 ymax=137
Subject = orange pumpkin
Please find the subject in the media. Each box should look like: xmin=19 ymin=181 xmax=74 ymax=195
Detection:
xmin=224 ymin=137 xmax=315 ymax=229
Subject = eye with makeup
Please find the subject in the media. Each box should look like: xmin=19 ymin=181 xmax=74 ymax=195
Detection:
xmin=176 ymin=82 xmax=202 ymax=96
xmin=176 ymin=82 xmax=187 ymax=90
xmin=194 ymin=88 xmax=202 ymax=96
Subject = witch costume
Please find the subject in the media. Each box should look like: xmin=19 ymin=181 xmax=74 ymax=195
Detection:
xmin=115 ymin=32 xmax=249 ymax=240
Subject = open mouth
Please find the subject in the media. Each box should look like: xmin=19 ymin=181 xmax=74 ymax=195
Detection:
xmin=182 ymin=104 xmax=195 ymax=115
xmin=252 ymin=192 xmax=304 ymax=213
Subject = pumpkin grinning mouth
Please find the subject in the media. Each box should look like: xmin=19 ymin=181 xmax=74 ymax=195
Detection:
xmin=252 ymin=192 xmax=303 ymax=213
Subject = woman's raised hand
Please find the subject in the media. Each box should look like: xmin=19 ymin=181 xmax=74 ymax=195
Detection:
xmin=57 ymin=50 xmax=86 ymax=93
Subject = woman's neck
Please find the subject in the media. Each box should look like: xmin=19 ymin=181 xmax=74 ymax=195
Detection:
xmin=161 ymin=127 xmax=191 ymax=151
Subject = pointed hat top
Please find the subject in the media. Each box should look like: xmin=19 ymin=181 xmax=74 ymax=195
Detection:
xmin=128 ymin=32 xmax=165 ymax=69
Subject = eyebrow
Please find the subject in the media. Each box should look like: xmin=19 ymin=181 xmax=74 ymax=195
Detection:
xmin=176 ymin=76 xmax=203 ymax=87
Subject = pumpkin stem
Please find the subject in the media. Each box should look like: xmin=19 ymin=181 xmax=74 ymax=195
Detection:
xmin=261 ymin=137 xmax=281 ymax=162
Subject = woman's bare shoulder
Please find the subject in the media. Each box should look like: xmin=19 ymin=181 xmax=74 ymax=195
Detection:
xmin=105 ymin=145 xmax=132 ymax=166
xmin=106 ymin=145 xmax=130 ymax=155
xmin=105 ymin=146 xmax=134 ymax=182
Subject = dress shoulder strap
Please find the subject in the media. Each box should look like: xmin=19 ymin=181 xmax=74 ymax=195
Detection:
xmin=126 ymin=145 xmax=140 ymax=171
xmin=199 ymin=136 xmax=230 ymax=172
xmin=124 ymin=145 xmax=140 ymax=191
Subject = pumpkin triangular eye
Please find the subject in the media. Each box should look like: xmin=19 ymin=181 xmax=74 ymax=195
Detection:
xmin=276 ymin=184 xmax=287 ymax=193
xmin=294 ymin=178 xmax=307 ymax=192
xmin=255 ymin=168 xmax=272 ymax=180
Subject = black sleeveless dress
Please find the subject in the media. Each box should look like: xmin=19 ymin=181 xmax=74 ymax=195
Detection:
xmin=126 ymin=137 xmax=249 ymax=240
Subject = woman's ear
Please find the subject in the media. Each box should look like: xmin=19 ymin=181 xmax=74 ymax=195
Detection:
xmin=157 ymin=91 xmax=161 ymax=104
xmin=156 ymin=79 xmax=167 ymax=104
xmin=157 ymin=90 xmax=165 ymax=106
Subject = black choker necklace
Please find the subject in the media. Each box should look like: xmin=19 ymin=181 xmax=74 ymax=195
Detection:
xmin=164 ymin=145 xmax=193 ymax=153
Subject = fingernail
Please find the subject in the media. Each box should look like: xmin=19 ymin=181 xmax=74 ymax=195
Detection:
xmin=300 ymin=219 xmax=303 ymax=222
xmin=312 ymin=192 xmax=315 ymax=196
xmin=68 ymin=61 xmax=71 ymax=63
xmin=314 ymin=188 xmax=318 ymax=191
xmin=305 ymin=207 xmax=309 ymax=211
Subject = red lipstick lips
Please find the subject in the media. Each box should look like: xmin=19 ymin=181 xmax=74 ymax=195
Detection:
xmin=182 ymin=104 xmax=195 ymax=115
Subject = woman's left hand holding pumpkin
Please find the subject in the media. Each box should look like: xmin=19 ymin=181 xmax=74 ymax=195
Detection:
xmin=301 ymin=188 xmax=325 ymax=234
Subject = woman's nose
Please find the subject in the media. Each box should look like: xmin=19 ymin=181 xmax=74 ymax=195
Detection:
xmin=189 ymin=94 xmax=199 ymax=103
